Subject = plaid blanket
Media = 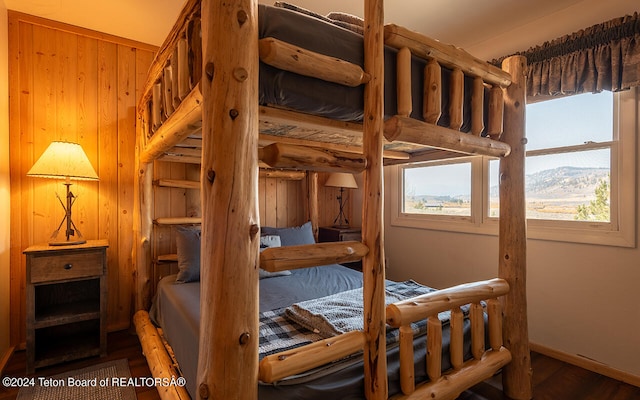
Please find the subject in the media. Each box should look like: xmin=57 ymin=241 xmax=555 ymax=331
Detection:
xmin=258 ymin=280 xmax=440 ymax=359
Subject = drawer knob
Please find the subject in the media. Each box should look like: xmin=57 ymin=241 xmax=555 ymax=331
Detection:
xmin=64 ymin=263 xmax=73 ymax=270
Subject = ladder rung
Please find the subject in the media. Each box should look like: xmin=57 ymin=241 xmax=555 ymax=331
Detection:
xmin=155 ymin=179 xmax=200 ymax=189
xmin=154 ymin=217 xmax=202 ymax=225
xmin=156 ymin=254 xmax=178 ymax=263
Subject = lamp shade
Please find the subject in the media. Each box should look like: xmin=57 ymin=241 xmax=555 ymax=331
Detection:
xmin=27 ymin=141 xmax=99 ymax=181
xmin=325 ymin=172 xmax=358 ymax=189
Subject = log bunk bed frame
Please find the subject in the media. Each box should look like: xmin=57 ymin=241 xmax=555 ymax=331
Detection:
xmin=131 ymin=0 xmax=532 ymax=399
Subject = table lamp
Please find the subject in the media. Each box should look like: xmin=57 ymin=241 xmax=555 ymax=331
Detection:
xmin=27 ymin=141 xmax=99 ymax=245
xmin=324 ymin=172 xmax=358 ymax=228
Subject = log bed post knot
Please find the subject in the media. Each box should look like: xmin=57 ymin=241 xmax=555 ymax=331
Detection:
xmin=250 ymin=224 xmax=259 ymax=237
xmin=233 ymin=67 xmax=249 ymax=82
xmin=239 ymin=332 xmax=251 ymax=345
xmin=198 ymin=383 xmax=209 ymax=399
xmin=237 ymin=9 xmax=248 ymax=25
xmin=205 ymin=62 xmax=214 ymax=81
xmin=206 ymin=169 xmax=215 ymax=184
xmin=229 ymin=109 xmax=239 ymax=120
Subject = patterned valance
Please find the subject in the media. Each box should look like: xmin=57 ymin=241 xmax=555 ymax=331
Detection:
xmin=493 ymin=12 xmax=640 ymax=97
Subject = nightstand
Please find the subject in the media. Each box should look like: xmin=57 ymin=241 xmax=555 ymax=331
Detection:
xmin=318 ymin=226 xmax=362 ymax=271
xmin=23 ymin=240 xmax=108 ymax=373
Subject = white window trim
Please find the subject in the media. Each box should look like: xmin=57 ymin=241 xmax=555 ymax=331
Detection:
xmin=390 ymin=88 xmax=637 ymax=248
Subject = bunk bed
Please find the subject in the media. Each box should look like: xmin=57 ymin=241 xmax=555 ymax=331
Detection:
xmin=131 ymin=0 xmax=532 ymax=399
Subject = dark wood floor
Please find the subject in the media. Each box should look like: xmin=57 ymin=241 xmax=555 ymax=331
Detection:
xmin=1 ymin=330 xmax=638 ymax=400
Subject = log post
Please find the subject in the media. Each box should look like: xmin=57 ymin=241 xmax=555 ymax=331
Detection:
xmin=488 ymin=85 xmax=504 ymax=139
xmin=363 ymin=0 xmax=387 ymax=399
xmin=426 ymin=316 xmax=442 ymax=381
xmin=133 ymin=113 xmax=154 ymax=311
xmin=396 ymin=47 xmax=412 ymax=117
xmin=450 ymin=307 xmax=464 ymax=370
xmin=499 ymin=54 xmax=532 ymax=400
xmin=197 ymin=1 xmax=260 ymax=400
xmin=449 ymin=67 xmax=464 ymax=130
xmin=307 ymin=171 xmax=319 ymax=241
xmin=471 ymin=76 xmax=484 ymax=136
xmin=422 ymin=59 xmax=441 ymax=124
xmin=399 ymin=325 xmax=415 ymax=395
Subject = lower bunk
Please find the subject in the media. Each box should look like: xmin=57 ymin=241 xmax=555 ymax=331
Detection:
xmin=135 ymin=264 xmax=510 ymax=400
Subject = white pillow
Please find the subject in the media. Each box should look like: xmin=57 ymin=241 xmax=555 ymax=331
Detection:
xmin=259 ymin=235 xmax=291 ymax=279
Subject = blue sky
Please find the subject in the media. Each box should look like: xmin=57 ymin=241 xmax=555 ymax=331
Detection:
xmin=405 ymin=91 xmax=613 ymax=196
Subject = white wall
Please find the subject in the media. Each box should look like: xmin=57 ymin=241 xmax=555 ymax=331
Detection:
xmin=385 ymin=186 xmax=640 ymax=377
xmin=0 ymin=0 xmax=12 ymax=370
xmin=384 ymin=1 xmax=640 ymax=377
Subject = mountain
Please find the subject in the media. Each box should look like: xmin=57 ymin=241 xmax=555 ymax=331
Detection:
xmin=490 ymin=166 xmax=609 ymax=199
xmin=526 ymin=166 xmax=609 ymax=199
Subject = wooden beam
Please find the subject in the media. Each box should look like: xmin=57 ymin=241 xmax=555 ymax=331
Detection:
xmin=156 ymin=154 xmax=202 ymax=164
xmin=384 ymin=115 xmax=511 ymax=158
xmin=394 ymin=348 xmax=512 ymax=400
xmin=258 ymin=169 xmax=305 ymax=180
xmin=155 ymin=179 xmax=200 ymax=189
xmin=363 ymin=0 xmax=388 ymax=398
xmin=384 ymin=24 xmax=512 ymax=88
xmin=260 ymin=241 xmax=369 ymax=272
xmin=137 ymin=0 xmax=200 ymax=111
xmin=141 ymin=82 xmax=203 ymax=163
xmin=449 ymin=68 xmax=464 ymax=130
xmin=259 ymin=105 xmax=362 ymax=141
xmin=134 ymin=311 xmax=190 ymax=400
xmin=396 ymin=47 xmax=412 ymax=117
xmin=259 ymin=131 xmax=411 ymax=160
xmin=259 ymin=331 xmax=365 ymax=383
xmin=386 ymin=279 xmax=509 ymax=328
xmin=307 ymin=171 xmax=319 ymax=241
xmin=422 ymin=59 xmax=441 ymax=124
xmin=154 ymin=217 xmax=201 ymax=225
xmin=499 ymin=55 xmax=532 ymax=400
xmin=259 ymin=143 xmax=367 ymax=173
xmin=156 ymin=254 xmax=178 ymax=263
xmin=198 ymin=0 xmax=260 ymax=399
xmin=471 ymin=77 xmax=485 ymax=136
xmin=488 ymin=85 xmax=504 ymax=139
xmin=259 ymin=37 xmax=370 ymax=87
xmin=384 ymin=148 xmax=469 ymax=166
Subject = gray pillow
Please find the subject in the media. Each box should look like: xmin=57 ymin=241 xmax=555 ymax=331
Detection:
xmin=175 ymin=226 xmax=201 ymax=283
xmin=261 ymin=221 xmax=315 ymax=246
xmin=259 ymin=234 xmax=291 ymax=279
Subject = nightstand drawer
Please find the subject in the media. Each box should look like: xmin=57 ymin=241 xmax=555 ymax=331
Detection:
xmin=340 ymin=232 xmax=361 ymax=242
xmin=30 ymin=251 xmax=103 ymax=283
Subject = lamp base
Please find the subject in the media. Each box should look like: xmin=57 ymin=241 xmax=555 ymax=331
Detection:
xmin=48 ymin=238 xmax=87 ymax=246
xmin=332 ymin=224 xmax=351 ymax=229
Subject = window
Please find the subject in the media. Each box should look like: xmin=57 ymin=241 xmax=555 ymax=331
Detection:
xmin=402 ymin=161 xmax=472 ymax=217
xmin=391 ymin=88 xmax=636 ymax=247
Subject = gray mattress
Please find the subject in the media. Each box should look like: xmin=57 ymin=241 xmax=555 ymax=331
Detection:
xmin=151 ymin=265 xmax=478 ymax=399
xmin=257 ymin=4 xmax=488 ymax=133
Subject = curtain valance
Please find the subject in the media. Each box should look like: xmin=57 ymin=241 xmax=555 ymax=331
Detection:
xmin=494 ymin=12 xmax=640 ymax=97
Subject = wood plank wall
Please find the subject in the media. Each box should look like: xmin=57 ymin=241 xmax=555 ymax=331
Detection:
xmin=153 ymin=169 xmax=353 ymax=279
xmin=8 ymin=12 xmax=157 ymax=346
xmin=8 ymin=12 xmax=356 ymax=347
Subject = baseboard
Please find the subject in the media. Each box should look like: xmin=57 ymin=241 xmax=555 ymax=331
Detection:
xmin=0 ymin=345 xmax=15 ymax=375
xmin=530 ymin=342 xmax=640 ymax=387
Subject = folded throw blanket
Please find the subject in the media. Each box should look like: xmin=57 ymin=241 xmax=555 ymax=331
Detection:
xmin=285 ymin=280 xmax=439 ymax=339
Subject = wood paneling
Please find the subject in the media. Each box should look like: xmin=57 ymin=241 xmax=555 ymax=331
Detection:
xmin=8 ymin=11 xmax=157 ymax=345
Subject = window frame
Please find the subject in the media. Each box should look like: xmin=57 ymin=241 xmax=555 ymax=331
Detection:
xmin=390 ymin=88 xmax=636 ymax=247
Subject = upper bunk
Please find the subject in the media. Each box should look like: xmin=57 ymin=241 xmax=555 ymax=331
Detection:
xmin=135 ymin=0 xmax=514 ymax=169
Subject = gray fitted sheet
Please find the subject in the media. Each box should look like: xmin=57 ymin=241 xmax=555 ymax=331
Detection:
xmin=151 ymin=265 xmax=478 ymax=399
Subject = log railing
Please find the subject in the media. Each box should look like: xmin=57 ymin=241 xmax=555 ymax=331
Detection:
xmin=136 ymin=4 xmax=513 ymax=166
xmin=386 ymin=279 xmax=512 ymax=399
